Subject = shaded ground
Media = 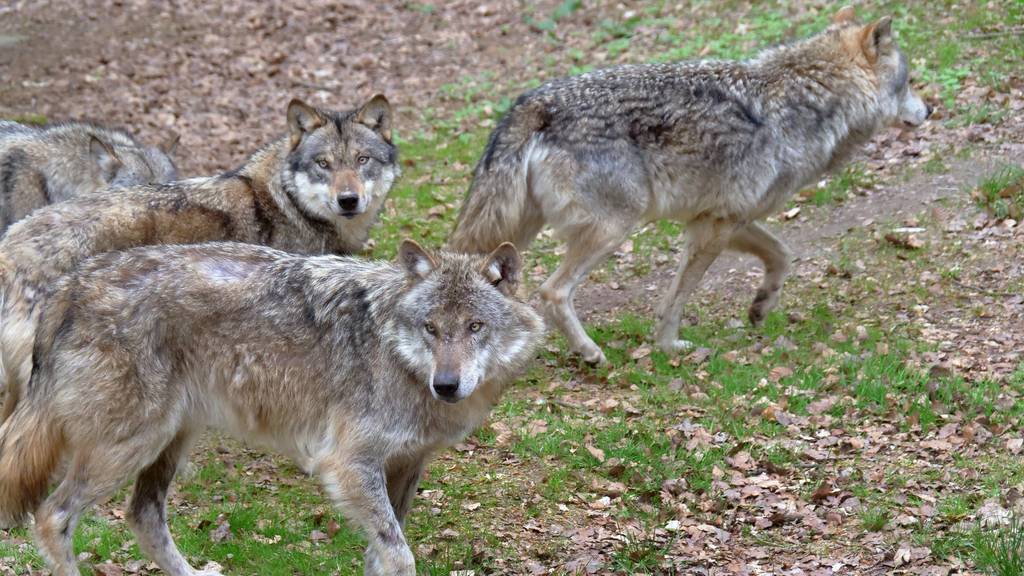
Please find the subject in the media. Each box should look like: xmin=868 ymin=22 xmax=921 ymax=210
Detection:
xmin=2 ymin=1 xmax=1024 ymax=575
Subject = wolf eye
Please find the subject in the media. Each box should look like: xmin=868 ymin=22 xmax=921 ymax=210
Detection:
xmin=468 ymin=321 xmax=483 ymax=333
xmin=357 ymin=155 xmax=370 ymax=165
xmin=424 ymin=322 xmax=438 ymax=336
xmin=315 ymin=157 xmax=330 ymax=169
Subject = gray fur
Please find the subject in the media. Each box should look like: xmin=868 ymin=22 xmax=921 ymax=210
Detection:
xmin=0 ymin=120 xmax=178 ymax=233
xmin=449 ymin=8 xmax=930 ymax=364
xmin=0 ymin=96 xmax=400 ymax=422
xmin=0 ymin=240 xmax=543 ymax=576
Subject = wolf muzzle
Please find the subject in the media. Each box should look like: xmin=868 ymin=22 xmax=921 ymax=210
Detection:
xmin=432 ymin=370 xmax=460 ymax=403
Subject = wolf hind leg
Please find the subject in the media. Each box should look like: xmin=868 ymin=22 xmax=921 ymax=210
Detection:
xmin=654 ymin=217 xmax=738 ymax=353
xmin=539 ymin=222 xmax=632 ymax=365
xmin=33 ymin=450 xmax=144 ymax=576
xmin=728 ymin=222 xmax=793 ymax=325
xmin=127 ymin=430 xmax=209 ymax=576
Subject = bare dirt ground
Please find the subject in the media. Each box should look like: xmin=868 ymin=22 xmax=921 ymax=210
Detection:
xmin=2 ymin=1 xmax=1024 ymax=575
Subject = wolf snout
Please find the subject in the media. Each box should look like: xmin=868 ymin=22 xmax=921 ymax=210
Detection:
xmin=432 ymin=370 xmax=460 ymax=403
xmin=337 ymin=192 xmax=361 ymax=216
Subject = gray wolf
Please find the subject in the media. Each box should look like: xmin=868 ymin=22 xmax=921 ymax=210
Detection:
xmin=448 ymin=6 xmax=931 ymax=364
xmin=0 ymin=95 xmax=399 ymax=421
xmin=0 ymin=120 xmax=178 ymax=233
xmin=0 ymin=239 xmax=543 ymax=576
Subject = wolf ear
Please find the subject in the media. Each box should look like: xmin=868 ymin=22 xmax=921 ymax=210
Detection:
xmin=159 ymin=132 xmax=180 ymax=156
xmin=861 ymin=16 xmax=893 ymax=61
xmin=287 ymin=99 xmax=326 ymax=148
xmin=831 ymin=5 xmax=856 ymax=26
xmin=398 ymin=239 xmax=436 ymax=280
xmin=480 ymin=242 xmax=521 ymax=297
xmin=89 ymin=135 xmax=122 ymax=179
xmin=355 ymin=94 xmax=392 ymax=143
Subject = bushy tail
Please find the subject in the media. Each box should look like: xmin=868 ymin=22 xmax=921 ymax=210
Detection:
xmin=0 ymin=271 xmax=33 ymax=423
xmin=0 ymin=276 xmax=72 ymax=527
xmin=0 ymin=401 xmax=64 ymax=527
xmin=448 ymin=109 xmax=546 ymax=254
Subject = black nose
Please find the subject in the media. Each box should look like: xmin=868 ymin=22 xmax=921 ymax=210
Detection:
xmin=432 ymin=371 xmax=459 ymax=401
xmin=925 ymin=103 xmax=934 ymax=118
xmin=337 ymin=193 xmax=359 ymax=212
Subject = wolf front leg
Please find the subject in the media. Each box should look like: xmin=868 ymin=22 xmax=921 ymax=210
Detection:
xmin=654 ymin=217 xmax=738 ymax=353
xmin=387 ymin=456 xmax=427 ymax=527
xmin=319 ymin=456 xmax=416 ymax=576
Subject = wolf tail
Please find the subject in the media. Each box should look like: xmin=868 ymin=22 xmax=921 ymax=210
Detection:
xmin=448 ymin=103 xmax=548 ymax=254
xmin=0 ymin=398 xmax=64 ymax=527
xmin=0 ymin=278 xmax=71 ymax=527
xmin=0 ymin=272 xmax=33 ymax=423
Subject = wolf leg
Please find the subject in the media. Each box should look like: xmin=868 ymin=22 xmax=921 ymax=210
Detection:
xmin=127 ymin=430 xmax=209 ymax=576
xmin=320 ymin=458 xmax=415 ymax=576
xmin=33 ymin=453 xmax=133 ymax=576
xmin=539 ymin=225 xmax=630 ymax=365
xmin=727 ymin=222 xmax=793 ymax=325
xmin=654 ymin=218 xmax=737 ymax=353
xmin=387 ymin=457 xmax=426 ymax=528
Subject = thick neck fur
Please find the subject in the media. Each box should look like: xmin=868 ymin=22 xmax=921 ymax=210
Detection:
xmin=751 ymin=33 xmax=884 ymax=167
xmin=234 ymin=138 xmax=339 ymax=253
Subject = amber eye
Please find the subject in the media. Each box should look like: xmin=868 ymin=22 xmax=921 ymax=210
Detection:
xmin=468 ymin=322 xmax=483 ymax=333
xmin=357 ymin=155 xmax=370 ymax=165
xmin=424 ymin=322 xmax=438 ymax=336
xmin=316 ymin=157 xmax=330 ymax=169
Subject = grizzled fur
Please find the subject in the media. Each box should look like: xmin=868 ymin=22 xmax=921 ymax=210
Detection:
xmin=0 ymin=120 xmax=178 ymax=233
xmin=449 ymin=7 xmax=930 ymax=364
xmin=0 ymin=240 xmax=542 ymax=576
xmin=0 ymin=96 xmax=399 ymax=421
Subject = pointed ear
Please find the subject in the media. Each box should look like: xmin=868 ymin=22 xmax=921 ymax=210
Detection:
xmin=398 ymin=239 xmax=436 ymax=280
xmin=480 ymin=242 xmax=521 ymax=297
xmin=832 ymin=5 xmax=856 ymax=26
xmin=355 ymin=94 xmax=392 ymax=143
xmin=88 ymin=135 xmax=121 ymax=179
xmin=159 ymin=131 xmax=180 ymax=156
xmin=861 ymin=16 xmax=893 ymax=61
xmin=287 ymin=98 xmax=326 ymax=148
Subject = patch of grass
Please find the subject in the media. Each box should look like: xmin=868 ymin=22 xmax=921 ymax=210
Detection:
xmin=1 ymin=112 xmax=47 ymax=125
xmin=973 ymin=517 xmax=1024 ymax=576
xmin=972 ymin=164 xmax=1024 ymax=221
xmin=860 ymin=507 xmax=890 ymax=532
xmin=612 ymin=532 xmax=674 ymax=574
xmin=810 ymin=164 xmax=877 ymax=206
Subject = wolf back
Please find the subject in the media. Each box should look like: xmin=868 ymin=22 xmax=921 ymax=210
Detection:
xmin=0 ymin=120 xmax=178 ymax=233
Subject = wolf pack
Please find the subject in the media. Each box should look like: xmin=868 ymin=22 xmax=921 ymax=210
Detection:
xmin=0 ymin=7 xmax=931 ymax=575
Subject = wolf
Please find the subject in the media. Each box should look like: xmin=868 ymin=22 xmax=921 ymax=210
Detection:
xmin=0 ymin=120 xmax=178 ymax=233
xmin=448 ymin=6 xmax=931 ymax=364
xmin=0 ymin=95 xmax=399 ymax=420
xmin=0 ymin=239 xmax=543 ymax=576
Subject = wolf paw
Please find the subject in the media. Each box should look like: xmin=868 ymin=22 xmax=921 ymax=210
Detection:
xmin=659 ymin=339 xmax=695 ymax=354
xmin=748 ymin=304 xmax=767 ymax=326
xmin=578 ymin=345 xmax=607 ymax=365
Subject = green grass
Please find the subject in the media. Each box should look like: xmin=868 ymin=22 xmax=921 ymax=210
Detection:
xmin=860 ymin=507 xmax=890 ymax=532
xmin=973 ymin=164 xmax=1024 ymax=221
xmin=974 ymin=517 xmax=1024 ymax=576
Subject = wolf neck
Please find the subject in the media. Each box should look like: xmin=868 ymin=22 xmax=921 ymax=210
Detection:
xmin=754 ymin=40 xmax=882 ymax=166
xmin=236 ymin=138 xmax=338 ymax=252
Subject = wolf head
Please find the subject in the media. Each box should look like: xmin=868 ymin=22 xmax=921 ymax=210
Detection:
xmin=282 ymin=96 xmax=398 ymax=223
xmin=88 ymin=131 xmax=179 ymax=188
xmin=391 ymin=240 xmax=544 ymax=404
xmin=828 ymin=6 xmax=931 ymax=128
